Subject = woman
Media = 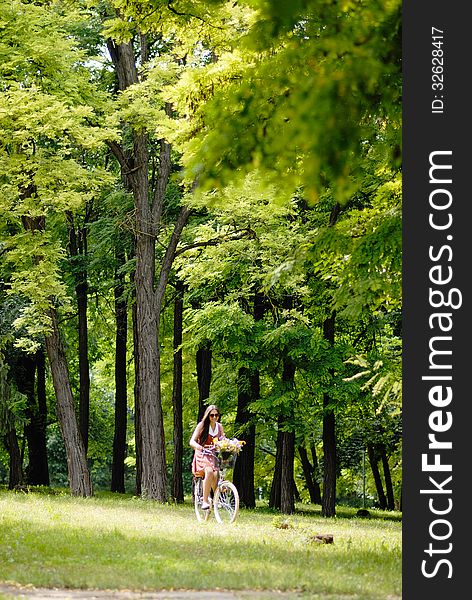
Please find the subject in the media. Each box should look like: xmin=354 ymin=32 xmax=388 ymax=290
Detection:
xmin=190 ymin=404 xmax=225 ymax=510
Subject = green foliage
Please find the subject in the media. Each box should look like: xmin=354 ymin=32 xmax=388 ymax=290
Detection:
xmin=88 ymin=389 xmax=115 ymax=466
xmin=0 ymin=0 xmax=118 ymax=346
xmin=46 ymin=424 xmax=69 ymax=488
xmin=184 ymin=301 xmax=255 ymax=354
xmin=0 ymin=0 xmax=402 ymax=507
xmin=344 ymin=352 xmax=402 ymax=415
xmin=160 ymin=0 xmax=401 ymax=203
xmin=315 ymin=182 xmax=402 ymax=318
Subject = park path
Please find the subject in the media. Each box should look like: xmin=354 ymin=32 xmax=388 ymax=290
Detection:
xmin=0 ymin=585 xmax=402 ymax=600
xmin=0 ymin=586 xmax=306 ymax=600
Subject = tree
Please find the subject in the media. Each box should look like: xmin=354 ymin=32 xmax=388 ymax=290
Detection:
xmin=0 ymin=0 xmax=402 ymax=510
xmin=103 ymin=22 xmax=193 ymax=499
xmin=0 ymin=0 xmax=112 ymax=495
xmin=66 ymin=209 xmax=92 ymax=454
xmin=171 ymin=279 xmax=185 ymax=502
xmin=11 ymin=349 xmax=49 ymax=485
xmin=0 ymin=355 xmax=25 ymax=489
xmin=166 ymin=0 xmax=401 ymax=204
xmin=159 ymin=0 xmax=401 ymax=515
xmin=111 ymin=244 xmax=129 ymax=493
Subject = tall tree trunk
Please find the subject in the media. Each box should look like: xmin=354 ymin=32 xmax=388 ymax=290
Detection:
xmin=77 ymin=278 xmax=89 ymax=453
xmin=269 ymin=424 xmax=283 ymax=510
xmin=269 ymin=293 xmax=298 ymax=514
xmin=134 ymin=181 xmax=168 ymax=500
xmin=233 ymin=291 xmax=265 ymax=508
xmin=106 ymin=37 xmax=164 ymax=499
xmin=16 ymin=353 xmax=48 ymax=485
xmin=269 ymin=424 xmax=297 ymax=514
xmin=20 ymin=212 xmax=90 ymax=496
xmin=322 ymin=313 xmax=337 ymax=517
xmin=233 ymin=367 xmax=257 ymax=508
xmin=66 ymin=212 xmax=90 ymax=453
xmin=196 ymin=345 xmax=212 ymax=421
xmin=1 ymin=358 xmax=24 ymax=488
xmin=172 ymin=280 xmax=184 ymax=503
xmin=321 ymin=203 xmax=341 ymax=518
xmin=310 ymin=444 xmax=322 ymax=504
xmin=145 ymin=204 xmax=191 ymax=500
xmin=367 ymin=443 xmax=387 ymax=509
xmin=107 ymin=40 xmax=141 ymax=496
xmin=135 ymin=193 xmax=167 ymax=499
xmin=107 ymin=36 xmax=191 ymax=501
xmin=280 ymin=428 xmax=295 ymax=514
xmin=111 ymin=248 xmax=128 ymax=493
xmin=5 ymin=428 xmax=23 ymax=489
xmin=380 ymin=445 xmax=395 ymax=510
xmin=77 ymin=279 xmax=90 ymax=453
xmin=45 ymin=309 xmax=92 ymax=496
xmin=298 ymin=445 xmax=321 ymax=504
xmin=280 ymin=357 xmax=296 ymax=515
xmin=269 ymin=356 xmax=297 ymax=514
xmin=34 ymin=347 xmax=50 ymax=485
xmin=131 ymin=275 xmax=142 ymax=496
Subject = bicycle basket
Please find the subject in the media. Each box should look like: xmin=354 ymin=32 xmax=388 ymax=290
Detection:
xmin=217 ymin=450 xmax=238 ymax=470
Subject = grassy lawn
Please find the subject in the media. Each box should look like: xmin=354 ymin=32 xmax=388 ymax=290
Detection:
xmin=0 ymin=489 xmax=401 ymax=600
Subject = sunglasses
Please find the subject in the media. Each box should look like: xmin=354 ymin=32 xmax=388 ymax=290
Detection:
xmin=209 ymin=413 xmax=219 ymax=417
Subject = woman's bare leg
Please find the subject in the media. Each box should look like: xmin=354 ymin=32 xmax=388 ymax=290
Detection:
xmin=203 ymin=467 xmax=215 ymax=504
xmin=211 ymin=470 xmax=219 ymax=495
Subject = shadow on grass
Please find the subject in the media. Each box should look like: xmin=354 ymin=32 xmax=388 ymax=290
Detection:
xmin=0 ymin=493 xmax=400 ymax=600
xmin=2 ymin=487 xmax=402 ymax=524
xmin=248 ymin=501 xmax=402 ymax=523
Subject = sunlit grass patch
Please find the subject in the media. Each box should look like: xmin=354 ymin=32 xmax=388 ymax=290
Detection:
xmin=0 ymin=490 xmax=401 ymax=599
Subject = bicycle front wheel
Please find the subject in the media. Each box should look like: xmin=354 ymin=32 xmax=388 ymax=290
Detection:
xmin=214 ymin=481 xmax=239 ymax=524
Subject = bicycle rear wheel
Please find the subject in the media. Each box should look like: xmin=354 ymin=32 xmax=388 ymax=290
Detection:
xmin=214 ymin=480 xmax=239 ymax=524
xmin=194 ymin=477 xmax=210 ymax=522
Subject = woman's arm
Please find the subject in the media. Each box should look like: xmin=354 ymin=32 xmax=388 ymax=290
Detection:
xmin=219 ymin=423 xmax=226 ymax=439
xmin=190 ymin=422 xmax=204 ymax=451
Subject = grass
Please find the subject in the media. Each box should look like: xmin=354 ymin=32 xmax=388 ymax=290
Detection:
xmin=0 ymin=489 xmax=401 ymax=599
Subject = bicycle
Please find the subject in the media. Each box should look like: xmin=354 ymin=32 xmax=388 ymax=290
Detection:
xmin=193 ymin=446 xmax=240 ymax=524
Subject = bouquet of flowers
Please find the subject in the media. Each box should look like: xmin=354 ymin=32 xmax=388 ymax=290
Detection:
xmin=212 ymin=437 xmax=245 ymax=463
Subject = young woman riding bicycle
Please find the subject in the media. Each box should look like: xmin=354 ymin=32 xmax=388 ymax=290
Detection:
xmin=189 ymin=404 xmax=225 ymax=510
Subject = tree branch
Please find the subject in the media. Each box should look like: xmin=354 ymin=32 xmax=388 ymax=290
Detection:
xmin=166 ymin=1 xmax=224 ymax=29
xmin=259 ymin=446 xmax=276 ymax=458
xmin=106 ymin=140 xmax=131 ymax=172
xmin=155 ymin=205 xmax=192 ymax=312
xmin=152 ymin=103 xmax=173 ymax=227
xmin=174 ymin=227 xmax=256 ymax=258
